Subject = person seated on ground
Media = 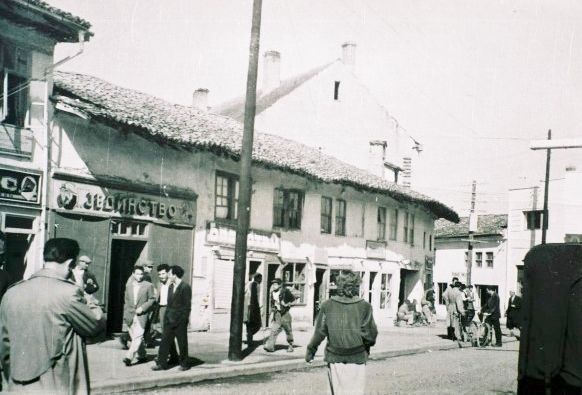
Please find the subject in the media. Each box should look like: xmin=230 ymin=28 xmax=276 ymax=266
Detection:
xmin=397 ymin=300 xmax=415 ymax=326
xmin=421 ymin=284 xmax=436 ymax=325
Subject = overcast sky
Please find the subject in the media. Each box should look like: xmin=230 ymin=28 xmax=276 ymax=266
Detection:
xmin=49 ymin=0 xmax=582 ymax=216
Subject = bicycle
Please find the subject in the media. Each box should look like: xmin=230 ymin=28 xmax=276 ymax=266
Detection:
xmin=456 ymin=313 xmax=492 ymax=348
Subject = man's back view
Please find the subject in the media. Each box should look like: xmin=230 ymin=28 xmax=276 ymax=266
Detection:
xmin=0 ymin=238 xmax=105 ymax=394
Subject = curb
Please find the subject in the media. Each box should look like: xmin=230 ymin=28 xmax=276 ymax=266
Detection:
xmin=92 ymin=342 xmax=462 ymax=394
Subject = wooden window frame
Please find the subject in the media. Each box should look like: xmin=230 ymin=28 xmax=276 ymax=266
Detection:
xmin=475 ymin=251 xmax=483 ymax=267
xmin=335 ymin=199 xmax=346 ymax=236
xmin=403 ymin=211 xmax=409 ymax=243
xmin=321 ymin=196 xmax=332 ymax=234
xmin=486 ymin=251 xmax=494 ymax=268
xmin=282 ymin=262 xmax=306 ymax=304
xmin=273 ymin=188 xmax=304 ymax=230
xmin=214 ymin=171 xmax=239 ymax=223
xmin=389 ymin=208 xmax=398 ymax=241
xmin=377 ymin=206 xmax=387 ymax=241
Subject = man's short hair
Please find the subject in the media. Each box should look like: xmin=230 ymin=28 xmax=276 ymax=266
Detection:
xmin=452 ymin=277 xmax=459 ymax=282
xmin=336 ymin=270 xmax=361 ymax=298
xmin=253 ymin=273 xmax=263 ymax=281
xmin=133 ymin=265 xmax=145 ymax=273
xmin=271 ymin=278 xmax=282 ymax=285
xmin=157 ymin=263 xmax=170 ymax=272
xmin=170 ymin=265 xmax=184 ymax=278
xmin=43 ymin=238 xmax=80 ymax=263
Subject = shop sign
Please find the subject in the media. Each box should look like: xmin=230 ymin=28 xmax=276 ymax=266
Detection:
xmin=206 ymin=221 xmax=280 ymax=252
xmin=0 ymin=167 xmax=41 ymax=205
xmin=366 ymin=240 xmax=386 ymax=259
xmin=52 ymin=180 xmax=195 ymax=225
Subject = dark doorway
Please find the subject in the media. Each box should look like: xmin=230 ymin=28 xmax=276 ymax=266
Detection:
xmin=398 ymin=269 xmax=414 ymax=308
xmin=313 ymin=268 xmax=326 ymax=323
xmin=264 ymin=263 xmax=279 ymax=327
xmin=249 ymin=260 xmax=261 ymax=280
xmin=4 ymin=233 xmax=31 ymax=282
xmin=107 ymin=239 xmax=146 ymax=334
xmin=476 ymin=284 xmax=498 ymax=310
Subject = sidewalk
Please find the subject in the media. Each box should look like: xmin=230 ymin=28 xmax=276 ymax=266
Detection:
xmin=88 ymin=322 xmax=515 ymax=394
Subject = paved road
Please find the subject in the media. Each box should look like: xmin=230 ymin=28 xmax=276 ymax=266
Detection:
xmin=135 ymin=340 xmax=519 ymax=395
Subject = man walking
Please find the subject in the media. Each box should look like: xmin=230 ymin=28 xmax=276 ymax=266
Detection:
xmin=306 ymin=271 xmax=378 ymax=395
xmin=483 ymin=286 xmax=503 ymax=347
xmin=244 ymin=273 xmax=263 ymax=345
xmin=152 ymin=265 xmax=191 ymax=371
xmin=264 ymin=278 xmax=296 ymax=353
xmin=123 ymin=265 xmax=156 ymax=366
xmin=442 ymin=278 xmax=460 ymax=340
xmin=505 ymin=290 xmax=522 ymax=336
xmin=0 ymin=238 xmax=105 ymax=393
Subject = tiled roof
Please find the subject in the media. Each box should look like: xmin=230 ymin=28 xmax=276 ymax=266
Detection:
xmin=15 ymin=0 xmax=91 ymax=29
xmin=51 ymin=71 xmax=459 ymax=222
xmin=214 ymin=62 xmax=334 ymax=121
xmin=435 ymin=214 xmax=507 ymax=238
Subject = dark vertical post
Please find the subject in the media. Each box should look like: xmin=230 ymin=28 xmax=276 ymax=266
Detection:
xmin=541 ymin=129 xmax=551 ymax=244
xmin=466 ymin=180 xmax=476 ymax=286
xmin=228 ymin=0 xmax=263 ymax=361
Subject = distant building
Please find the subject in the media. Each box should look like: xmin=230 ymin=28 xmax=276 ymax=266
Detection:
xmin=50 ymin=71 xmax=458 ymax=332
xmin=0 ymin=0 xmax=90 ymax=280
xmin=214 ymin=43 xmax=420 ymax=187
xmin=434 ymin=214 xmax=507 ymax=319
xmin=507 ymin=166 xmax=582 ymax=296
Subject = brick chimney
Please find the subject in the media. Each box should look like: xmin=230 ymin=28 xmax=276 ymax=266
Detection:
xmin=262 ymin=50 xmax=281 ymax=92
xmin=368 ymin=140 xmax=387 ymax=178
xmin=401 ymin=157 xmax=412 ymax=189
xmin=192 ymin=88 xmax=209 ymax=112
xmin=341 ymin=42 xmax=356 ymax=72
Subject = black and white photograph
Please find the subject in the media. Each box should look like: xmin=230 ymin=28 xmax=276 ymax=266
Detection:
xmin=1 ymin=0 xmax=582 ymax=394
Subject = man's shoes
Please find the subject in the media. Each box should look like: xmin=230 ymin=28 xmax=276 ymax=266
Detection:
xmin=287 ymin=345 xmax=294 ymax=353
xmin=136 ymin=357 xmax=148 ymax=364
xmin=493 ymin=343 xmax=503 ymax=347
xmin=122 ymin=358 xmax=132 ymax=367
xmin=167 ymin=357 xmax=180 ymax=366
xmin=178 ymin=365 xmax=191 ymax=371
xmin=151 ymin=364 xmax=166 ymax=371
xmin=263 ymin=347 xmax=274 ymax=353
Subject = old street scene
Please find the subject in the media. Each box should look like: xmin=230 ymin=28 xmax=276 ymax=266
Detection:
xmin=1 ymin=0 xmax=582 ymax=394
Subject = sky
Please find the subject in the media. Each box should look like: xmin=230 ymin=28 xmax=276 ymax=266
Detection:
xmin=48 ymin=0 xmax=582 ymax=217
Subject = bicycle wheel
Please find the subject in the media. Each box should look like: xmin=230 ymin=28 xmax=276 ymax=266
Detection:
xmin=475 ymin=322 xmax=492 ymax=347
xmin=467 ymin=321 xmax=479 ymax=347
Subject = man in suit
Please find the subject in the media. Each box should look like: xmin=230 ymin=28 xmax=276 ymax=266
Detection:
xmin=152 ymin=265 xmax=191 ymax=371
xmin=442 ymin=277 xmax=460 ymax=340
xmin=122 ymin=265 xmax=156 ymax=366
xmin=505 ymin=290 xmax=522 ymax=335
xmin=0 ymin=238 xmax=105 ymax=393
xmin=483 ymin=286 xmax=503 ymax=347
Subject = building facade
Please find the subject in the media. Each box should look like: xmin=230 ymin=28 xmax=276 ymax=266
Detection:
xmin=433 ymin=214 xmax=508 ymax=318
xmin=50 ymin=71 xmax=457 ymax=332
xmin=0 ymin=0 xmax=89 ymax=281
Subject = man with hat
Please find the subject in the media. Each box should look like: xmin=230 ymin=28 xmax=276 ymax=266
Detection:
xmin=264 ymin=278 xmax=296 ymax=353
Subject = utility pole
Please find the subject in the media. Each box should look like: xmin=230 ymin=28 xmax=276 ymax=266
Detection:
xmin=466 ymin=180 xmax=477 ymax=286
xmin=228 ymin=0 xmax=263 ymax=361
xmin=541 ymin=130 xmax=551 ymax=244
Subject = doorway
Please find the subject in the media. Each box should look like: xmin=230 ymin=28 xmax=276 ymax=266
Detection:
xmin=398 ymin=269 xmax=416 ymax=308
xmin=107 ymin=239 xmax=146 ymax=334
xmin=264 ymin=263 xmax=279 ymax=327
xmin=4 ymin=233 xmax=31 ymax=282
xmin=313 ymin=268 xmax=326 ymax=323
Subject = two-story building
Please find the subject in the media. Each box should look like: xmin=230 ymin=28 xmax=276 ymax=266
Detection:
xmin=0 ymin=0 xmax=90 ymax=281
xmin=49 ymin=71 xmax=458 ymax=333
xmin=434 ymin=214 xmax=508 ymax=318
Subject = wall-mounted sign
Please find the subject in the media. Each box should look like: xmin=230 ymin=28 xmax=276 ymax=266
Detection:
xmin=206 ymin=221 xmax=280 ymax=252
xmin=52 ymin=180 xmax=195 ymax=226
xmin=366 ymin=240 xmax=387 ymax=259
xmin=0 ymin=167 xmax=41 ymax=205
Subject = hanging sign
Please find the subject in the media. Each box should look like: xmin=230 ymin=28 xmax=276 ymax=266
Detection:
xmin=0 ymin=167 xmax=41 ymax=205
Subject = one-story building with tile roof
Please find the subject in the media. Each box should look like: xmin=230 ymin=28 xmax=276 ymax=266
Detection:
xmin=433 ymin=214 xmax=508 ymax=319
xmin=0 ymin=0 xmax=90 ymax=282
xmin=48 ymin=70 xmax=458 ymax=332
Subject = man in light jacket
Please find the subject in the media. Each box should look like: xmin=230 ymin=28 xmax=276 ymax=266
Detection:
xmin=306 ymin=271 xmax=378 ymax=395
xmin=0 ymin=238 xmax=105 ymax=394
xmin=442 ymin=277 xmax=460 ymax=340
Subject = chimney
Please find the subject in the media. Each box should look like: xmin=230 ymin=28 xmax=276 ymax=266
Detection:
xmin=368 ymin=140 xmax=387 ymax=178
xmin=341 ymin=42 xmax=356 ymax=72
xmin=262 ymin=50 xmax=281 ymax=92
xmin=402 ymin=157 xmax=412 ymax=189
xmin=192 ymin=88 xmax=209 ymax=112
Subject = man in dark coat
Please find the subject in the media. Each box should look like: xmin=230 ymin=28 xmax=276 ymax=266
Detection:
xmin=0 ymin=238 xmax=105 ymax=393
xmin=244 ymin=273 xmax=263 ymax=345
xmin=483 ymin=286 xmax=503 ymax=347
xmin=505 ymin=290 xmax=522 ymax=334
xmin=152 ymin=265 xmax=192 ymax=371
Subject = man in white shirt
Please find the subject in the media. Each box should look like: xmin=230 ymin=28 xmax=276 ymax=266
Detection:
xmin=154 ymin=264 xmax=178 ymax=364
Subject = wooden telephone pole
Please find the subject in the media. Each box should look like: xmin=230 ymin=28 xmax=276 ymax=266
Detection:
xmin=228 ymin=0 xmax=263 ymax=361
xmin=466 ymin=180 xmax=477 ymax=286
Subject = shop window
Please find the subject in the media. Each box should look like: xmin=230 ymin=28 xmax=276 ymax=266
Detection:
xmin=273 ymin=188 xmax=303 ymax=230
xmin=335 ymin=199 xmax=346 ymax=236
xmin=379 ymin=273 xmax=392 ymax=309
xmin=437 ymin=282 xmax=448 ymax=305
xmin=320 ymin=196 xmax=332 ymax=234
xmin=389 ymin=208 xmax=398 ymax=240
xmin=486 ymin=251 xmax=494 ymax=268
xmin=476 ymin=252 xmax=483 ymax=267
xmin=377 ymin=207 xmax=386 ymax=241
xmin=524 ymin=210 xmax=543 ymax=230
xmin=403 ymin=212 xmax=409 ymax=243
xmin=368 ymin=271 xmax=377 ymax=304
xmin=409 ymin=214 xmax=415 ymax=246
xmin=2 ymin=214 xmax=35 ymax=233
xmin=282 ymin=262 xmax=306 ymax=304
xmin=1 ymin=42 xmax=31 ymax=128
xmin=112 ymin=221 xmax=148 ymax=238
xmin=215 ymin=172 xmax=239 ymax=222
